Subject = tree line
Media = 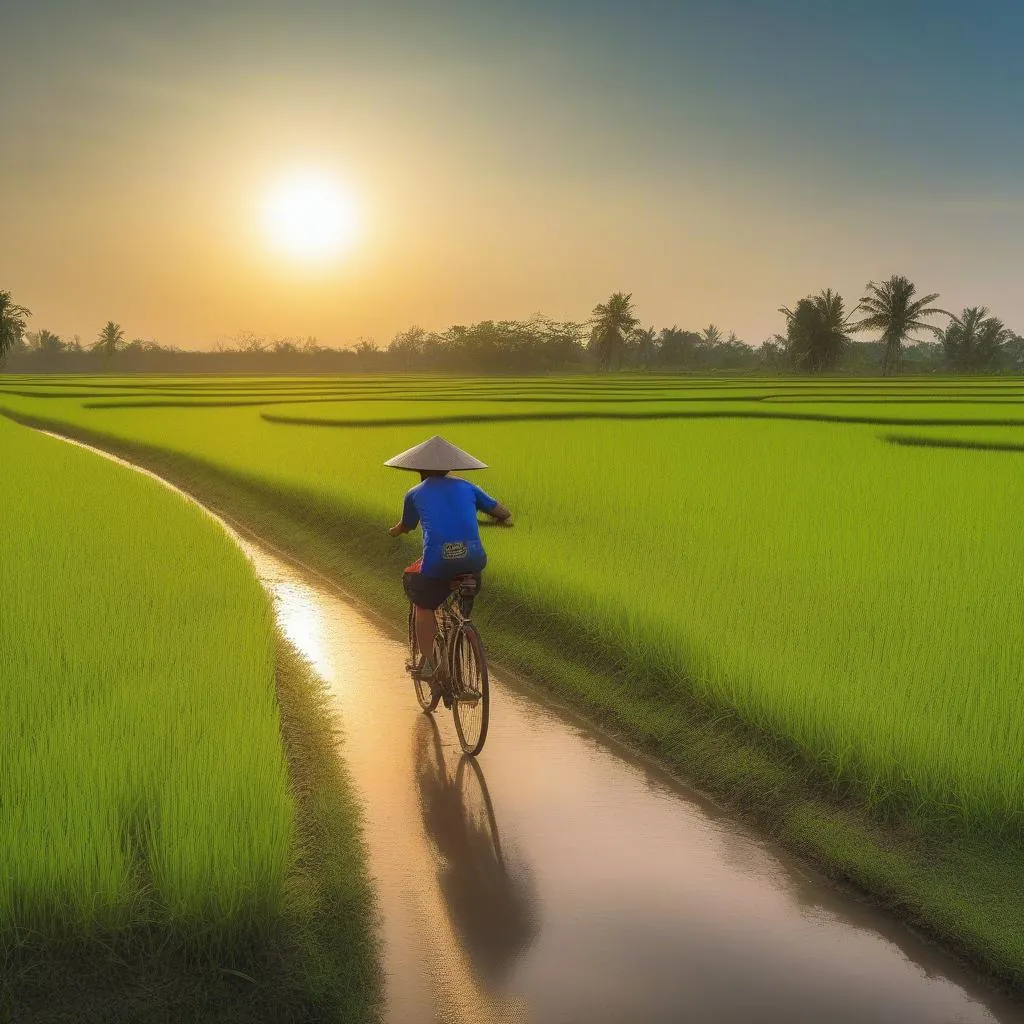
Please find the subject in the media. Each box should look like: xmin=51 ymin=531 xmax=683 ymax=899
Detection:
xmin=772 ymin=276 xmax=1019 ymax=375
xmin=1 ymin=275 xmax=1021 ymax=375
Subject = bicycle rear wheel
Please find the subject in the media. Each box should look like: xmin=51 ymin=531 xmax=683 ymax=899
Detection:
xmin=452 ymin=622 xmax=489 ymax=755
xmin=408 ymin=604 xmax=440 ymax=713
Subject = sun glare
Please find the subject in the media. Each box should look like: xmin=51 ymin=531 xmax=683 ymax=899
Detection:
xmin=262 ymin=170 xmax=360 ymax=262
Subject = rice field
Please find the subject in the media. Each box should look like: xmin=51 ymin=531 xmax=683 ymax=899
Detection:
xmin=4 ymin=374 xmax=1024 ymax=836
xmin=0 ymin=415 xmax=294 ymax=946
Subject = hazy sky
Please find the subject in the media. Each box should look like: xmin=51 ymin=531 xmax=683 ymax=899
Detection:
xmin=3 ymin=0 xmax=1023 ymax=349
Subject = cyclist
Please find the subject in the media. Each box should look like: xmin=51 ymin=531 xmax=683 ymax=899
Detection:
xmin=386 ymin=436 xmax=511 ymax=690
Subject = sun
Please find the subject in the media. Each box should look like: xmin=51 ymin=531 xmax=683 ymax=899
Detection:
xmin=261 ymin=170 xmax=360 ymax=262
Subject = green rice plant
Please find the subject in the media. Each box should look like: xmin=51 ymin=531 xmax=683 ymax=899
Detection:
xmin=5 ymin=378 xmax=1024 ymax=835
xmin=0 ymin=416 xmax=294 ymax=947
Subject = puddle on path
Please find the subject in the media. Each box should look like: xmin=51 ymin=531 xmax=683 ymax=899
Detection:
xmin=40 ymin=431 xmax=1024 ymax=1024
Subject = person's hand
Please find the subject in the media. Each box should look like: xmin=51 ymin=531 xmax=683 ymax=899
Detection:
xmin=388 ymin=524 xmax=405 ymax=537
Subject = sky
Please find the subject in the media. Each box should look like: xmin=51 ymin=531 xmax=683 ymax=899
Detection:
xmin=2 ymin=0 xmax=1023 ymax=349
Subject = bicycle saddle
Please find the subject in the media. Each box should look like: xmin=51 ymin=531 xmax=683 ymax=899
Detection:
xmin=451 ymin=575 xmax=478 ymax=594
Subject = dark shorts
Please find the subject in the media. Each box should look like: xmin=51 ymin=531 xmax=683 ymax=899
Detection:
xmin=403 ymin=569 xmax=483 ymax=611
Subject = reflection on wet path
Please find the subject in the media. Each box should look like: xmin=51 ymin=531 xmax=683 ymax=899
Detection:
xmin=251 ymin=544 xmax=1022 ymax=1024
xmin=413 ymin=715 xmax=538 ymax=989
xmin=31 ymin=433 xmax=1024 ymax=1024
xmin=250 ymin=550 xmax=529 ymax=1024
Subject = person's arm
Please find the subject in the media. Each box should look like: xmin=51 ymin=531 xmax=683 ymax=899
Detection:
xmin=487 ymin=501 xmax=513 ymax=525
xmin=472 ymin=483 xmax=512 ymax=526
xmin=389 ymin=491 xmax=420 ymax=536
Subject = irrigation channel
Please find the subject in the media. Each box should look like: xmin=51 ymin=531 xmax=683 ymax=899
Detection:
xmin=45 ymin=431 xmax=1024 ymax=1024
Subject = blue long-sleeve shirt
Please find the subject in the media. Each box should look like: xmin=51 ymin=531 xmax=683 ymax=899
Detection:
xmin=401 ymin=476 xmax=498 ymax=578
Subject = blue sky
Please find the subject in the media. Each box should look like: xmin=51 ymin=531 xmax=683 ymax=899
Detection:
xmin=2 ymin=0 xmax=1022 ymax=345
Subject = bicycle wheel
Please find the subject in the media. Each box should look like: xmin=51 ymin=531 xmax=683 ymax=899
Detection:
xmin=408 ymin=604 xmax=440 ymax=713
xmin=452 ymin=622 xmax=489 ymax=755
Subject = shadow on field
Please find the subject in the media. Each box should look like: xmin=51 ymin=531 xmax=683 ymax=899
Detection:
xmin=81 ymin=393 xmax=767 ymax=409
xmin=261 ymin=409 xmax=1024 ymax=430
xmin=885 ymin=433 xmax=1024 ymax=453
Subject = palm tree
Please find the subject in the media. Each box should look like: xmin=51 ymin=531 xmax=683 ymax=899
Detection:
xmin=94 ymin=321 xmax=125 ymax=364
xmin=853 ymin=275 xmax=949 ymax=376
xmin=700 ymin=323 xmax=723 ymax=348
xmin=590 ymin=293 xmax=639 ymax=370
xmin=778 ymin=289 xmax=854 ymax=373
xmin=0 ymin=290 xmax=32 ymax=366
xmin=31 ymin=329 xmax=65 ymax=355
xmin=941 ymin=307 xmax=1012 ymax=372
xmin=975 ymin=317 xmax=1013 ymax=371
xmin=628 ymin=325 xmax=658 ymax=368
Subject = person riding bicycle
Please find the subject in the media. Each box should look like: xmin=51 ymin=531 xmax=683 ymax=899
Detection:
xmin=386 ymin=436 xmax=511 ymax=689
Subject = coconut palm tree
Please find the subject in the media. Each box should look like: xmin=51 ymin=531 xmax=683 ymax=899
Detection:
xmin=941 ymin=307 xmax=1012 ymax=372
xmin=979 ymin=320 xmax=1016 ymax=370
xmin=853 ymin=275 xmax=949 ymax=376
xmin=31 ymin=329 xmax=65 ymax=355
xmin=778 ymin=289 xmax=854 ymax=373
xmin=700 ymin=323 xmax=723 ymax=349
xmin=628 ymin=325 xmax=658 ymax=368
xmin=590 ymin=293 xmax=639 ymax=370
xmin=94 ymin=321 xmax=125 ymax=364
xmin=0 ymin=290 xmax=31 ymax=366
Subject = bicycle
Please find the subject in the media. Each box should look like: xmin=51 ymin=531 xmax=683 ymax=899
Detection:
xmin=406 ymin=574 xmax=490 ymax=756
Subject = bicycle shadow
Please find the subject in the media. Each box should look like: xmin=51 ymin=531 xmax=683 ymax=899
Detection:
xmin=412 ymin=715 xmax=538 ymax=988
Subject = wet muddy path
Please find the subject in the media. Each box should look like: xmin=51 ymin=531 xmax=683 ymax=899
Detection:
xmin=46 ymin=432 xmax=1024 ymax=1024
xmin=249 ymin=546 xmax=1022 ymax=1024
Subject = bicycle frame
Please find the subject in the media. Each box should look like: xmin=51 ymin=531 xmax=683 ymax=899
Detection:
xmin=406 ymin=576 xmax=490 ymax=754
xmin=433 ymin=583 xmax=475 ymax=685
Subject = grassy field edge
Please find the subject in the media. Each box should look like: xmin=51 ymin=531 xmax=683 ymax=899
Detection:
xmin=2 ymin=633 xmax=378 ymax=1024
xmin=5 ymin=409 xmax=1021 ymax=998
xmin=270 ymin=638 xmax=381 ymax=1024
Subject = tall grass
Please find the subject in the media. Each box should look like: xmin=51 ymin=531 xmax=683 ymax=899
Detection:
xmin=4 ymin=377 xmax=1024 ymax=833
xmin=0 ymin=417 xmax=293 ymax=947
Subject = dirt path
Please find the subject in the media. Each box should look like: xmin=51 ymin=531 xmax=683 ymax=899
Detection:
xmin=43 ymin=431 xmax=1024 ymax=1024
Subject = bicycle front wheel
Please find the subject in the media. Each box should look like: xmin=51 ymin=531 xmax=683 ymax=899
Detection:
xmin=452 ymin=622 xmax=489 ymax=755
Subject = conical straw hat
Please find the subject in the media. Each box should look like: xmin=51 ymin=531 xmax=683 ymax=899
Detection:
xmin=384 ymin=435 xmax=488 ymax=471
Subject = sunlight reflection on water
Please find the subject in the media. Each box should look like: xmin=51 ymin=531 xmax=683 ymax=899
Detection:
xmin=270 ymin=581 xmax=335 ymax=679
